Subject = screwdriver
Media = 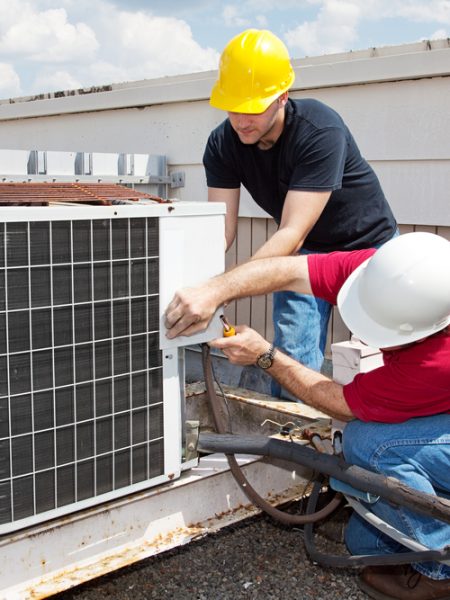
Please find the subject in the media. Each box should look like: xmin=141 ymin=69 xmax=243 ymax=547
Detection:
xmin=220 ymin=314 xmax=236 ymax=337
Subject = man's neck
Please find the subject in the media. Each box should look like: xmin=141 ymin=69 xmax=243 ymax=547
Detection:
xmin=257 ymin=106 xmax=286 ymax=150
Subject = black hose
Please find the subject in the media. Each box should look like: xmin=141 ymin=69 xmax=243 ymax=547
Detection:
xmin=201 ymin=344 xmax=342 ymax=525
xmin=200 ymin=344 xmax=450 ymax=568
xmin=303 ymin=479 xmax=450 ymax=568
xmin=199 ymin=431 xmax=450 ymax=526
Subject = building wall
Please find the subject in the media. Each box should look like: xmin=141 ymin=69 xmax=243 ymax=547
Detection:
xmin=0 ymin=40 xmax=448 ymax=350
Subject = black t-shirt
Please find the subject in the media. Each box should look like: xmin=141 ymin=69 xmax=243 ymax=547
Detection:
xmin=203 ymin=98 xmax=397 ymax=251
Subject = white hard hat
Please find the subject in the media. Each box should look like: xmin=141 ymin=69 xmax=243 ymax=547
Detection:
xmin=337 ymin=232 xmax=450 ymax=349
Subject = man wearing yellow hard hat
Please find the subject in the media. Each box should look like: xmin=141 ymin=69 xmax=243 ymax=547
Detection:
xmin=204 ymin=29 xmax=398 ymax=398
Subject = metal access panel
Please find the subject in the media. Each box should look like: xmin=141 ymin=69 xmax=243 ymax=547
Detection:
xmin=0 ymin=202 xmax=225 ymax=535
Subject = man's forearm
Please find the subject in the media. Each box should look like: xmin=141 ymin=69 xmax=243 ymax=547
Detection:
xmin=267 ymin=351 xmax=354 ymax=421
xmin=212 ymin=255 xmax=312 ymax=303
xmin=165 ymin=255 xmax=312 ymax=338
xmin=210 ymin=326 xmax=354 ymax=422
xmin=251 ymin=227 xmax=304 ymax=260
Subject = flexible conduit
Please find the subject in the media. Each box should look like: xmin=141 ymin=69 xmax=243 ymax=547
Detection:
xmin=200 ymin=344 xmax=450 ymax=567
xmin=304 ymin=480 xmax=450 ymax=568
xmin=201 ymin=344 xmax=342 ymax=525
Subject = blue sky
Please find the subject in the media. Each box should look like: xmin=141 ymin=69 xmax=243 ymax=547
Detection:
xmin=0 ymin=0 xmax=449 ymax=100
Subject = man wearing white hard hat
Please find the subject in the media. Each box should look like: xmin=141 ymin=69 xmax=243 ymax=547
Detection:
xmin=165 ymin=232 xmax=450 ymax=599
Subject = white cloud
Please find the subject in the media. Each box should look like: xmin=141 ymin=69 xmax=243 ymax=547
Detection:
xmin=0 ymin=0 xmax=220 ymax=97
xmin=394 ymin=1 xmax=450 ymax=24
xmin=0 ymin=63 xmax=21 ymax=97
xmin=115 ymin=11 xmax=219 ymax=77
xmin=31 ymin=69 xmax=82 ymax=94
xmin=285 ymin=0 xmax=362 ymax=55
xmin=221 ymin=5 xmax=251 ymax=27
xmin=330 ymin=0 xmax=450 ymax=24
xmin=245 ymin=0 xmax=317 ymax=10
xmin=0 ymin=7 xmax=99 ymax=63
xmin=428 ymin=28 xmax=449 ymax=39
xmin=256 ymin=15 xmax=269 ymax=28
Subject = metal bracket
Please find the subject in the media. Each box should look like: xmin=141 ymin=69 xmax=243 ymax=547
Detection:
xmin=170 ymin=171 xmax=185 ymax=189
xmin=136 ymin=172 xmax=185 ymax=189
xmin=185 ymin=420 xmax=200 ymax=461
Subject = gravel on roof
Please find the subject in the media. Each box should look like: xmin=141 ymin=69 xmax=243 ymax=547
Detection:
xmin=54 ymin=502 xmax=368 ymax=600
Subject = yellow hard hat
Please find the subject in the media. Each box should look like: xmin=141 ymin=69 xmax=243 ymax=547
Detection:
xmin=210 ymin=29 xmax=295 ymax=114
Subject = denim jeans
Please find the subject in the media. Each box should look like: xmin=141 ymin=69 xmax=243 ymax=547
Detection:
xmin=271 ymin=230 xmax=399 ymax=400
xmin=343 ymin=415 xmax=450 ymax=580
xmin=271 ymin=275 xmax=331 ymax=399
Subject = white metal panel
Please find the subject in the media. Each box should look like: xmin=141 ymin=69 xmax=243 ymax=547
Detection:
xmin=373 ymin=160 xmax=450 ymax=226
xmin=91 ymin=152 xmax=119 ymax=175
xmin=159 ymin=211 xmax=225 ymax=349
xmin=45 ymin=151 xmax=77 ymax=175
xmin=133 ymin=154 xmax=152 ymax=176
xmin=0 ymin=150 xmax=29 ymax=175
xmin=294 ymin=46 xmax=450 ymax=91
xmin=162 ymin=350 xmax=183 ymax=477
xmin=297 ymin=77 xmax=450 ymax=160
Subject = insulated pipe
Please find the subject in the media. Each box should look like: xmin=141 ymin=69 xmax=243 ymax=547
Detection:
xmin=198 ymin=431 xmax=450 ymax=526
xmin=201 ymin=344 xmax=342 ymax=525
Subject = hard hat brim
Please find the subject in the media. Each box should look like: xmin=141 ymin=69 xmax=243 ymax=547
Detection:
xmin=210 ymin=85 xmax=284 ymax=114
xmin=337 ymin=258 xmax=450 ymax=349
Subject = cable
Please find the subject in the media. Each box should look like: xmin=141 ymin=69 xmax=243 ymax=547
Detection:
xmin=303 ymin=480 xmax=450 ymax=568
xmin=345 ymin=495 xmax=450 ymax=566
xmin=200 ymin=345 xmax=450 ymax=567
xmin=201 ymin=343 xmax=342 ymax=526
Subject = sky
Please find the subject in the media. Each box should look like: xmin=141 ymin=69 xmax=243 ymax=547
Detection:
xmin=0 ymin=0 xmax=449 ymax=100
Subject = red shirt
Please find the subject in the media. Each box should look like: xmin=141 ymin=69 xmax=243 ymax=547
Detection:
xmin=308 ymin=250 xmax=450 ymax=423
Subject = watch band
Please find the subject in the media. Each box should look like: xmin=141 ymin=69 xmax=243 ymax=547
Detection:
xmin=256 ymin=344 xmax=277 ymax=370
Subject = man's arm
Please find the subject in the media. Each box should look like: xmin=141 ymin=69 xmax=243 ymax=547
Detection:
xmin=251 ymin=189 xmax=331 ymax=259
xmin=208 ymin=187 xmax=240 ymax=250
xmin=164 ymin=254 xmax=312 ymax=338
xmin=211 ymin=325 xmax=354 ymax=421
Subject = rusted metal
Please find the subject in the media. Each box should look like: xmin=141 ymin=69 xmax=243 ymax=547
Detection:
xmin=1 ymin=452 xmax=310 ymax=599
xmin=0 ymin=182 xmax=171 ymax=205
xmin=185 ymin=381 xmax=330 ymax=438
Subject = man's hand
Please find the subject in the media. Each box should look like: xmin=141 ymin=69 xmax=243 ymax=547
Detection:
xmin=164 ymin=284 xmax=220 ymax=339
xmin=210 ymin=325 xmax=270 ymax=365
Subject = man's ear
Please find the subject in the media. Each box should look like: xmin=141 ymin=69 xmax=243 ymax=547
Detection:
xmin=277 ymin=92 xmax=289 ymax=108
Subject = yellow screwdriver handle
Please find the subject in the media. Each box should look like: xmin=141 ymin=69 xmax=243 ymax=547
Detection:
xmin=220 ymin=315 xmax=236 ymax=337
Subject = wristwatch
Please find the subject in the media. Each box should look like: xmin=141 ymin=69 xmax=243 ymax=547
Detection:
xmin=256 ymin=344 xmax=277 ymax=370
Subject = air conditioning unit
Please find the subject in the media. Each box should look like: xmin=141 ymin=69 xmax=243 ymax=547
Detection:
xmin=0 ymin=202 xmax=225 ymax=534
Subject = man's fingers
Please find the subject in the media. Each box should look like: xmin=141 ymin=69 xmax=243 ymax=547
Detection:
xmin=165 ymin=316 xmax=208 ymax=339
xmin=164 ymin=301 xmax=197 ymax=331
xmin=209 ymin=336 xmax=231 ymax=350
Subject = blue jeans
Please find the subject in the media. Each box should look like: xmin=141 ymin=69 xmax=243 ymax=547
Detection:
xmin=271 ymin=231 xmax=399 ymax=399
xmin=343 ymin=415 xmax=450 ymax=580
xmin=271 ymin=247 xmax=331 ymax=399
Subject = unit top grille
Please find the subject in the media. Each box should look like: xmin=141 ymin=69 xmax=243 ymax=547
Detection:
xmin=0 ymin=182 xmax=170 ymax=206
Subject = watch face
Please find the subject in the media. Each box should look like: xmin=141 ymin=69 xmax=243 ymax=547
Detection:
xmin=257 ymin=354 xmax=272 ymax=369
